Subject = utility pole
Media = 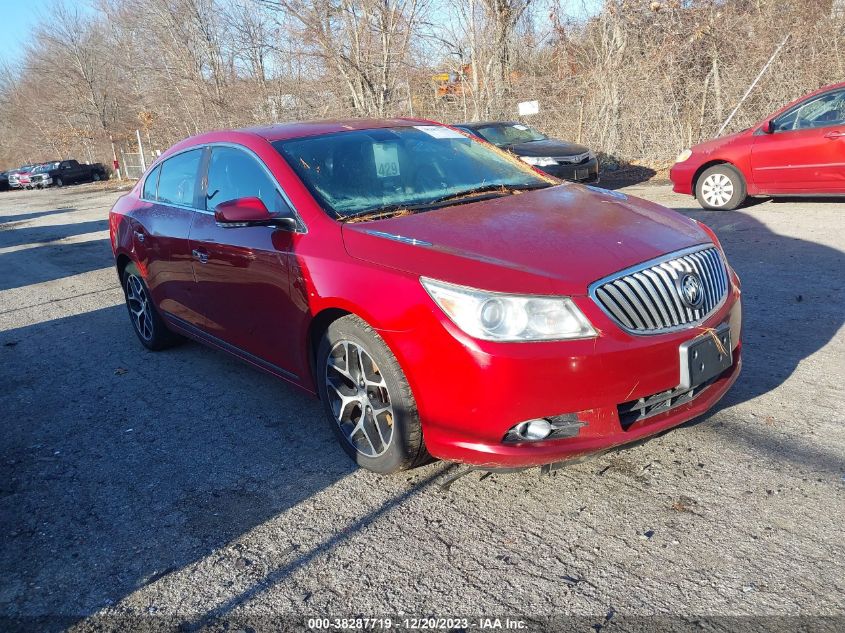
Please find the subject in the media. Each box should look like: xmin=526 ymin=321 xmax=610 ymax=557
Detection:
xmin=110 ymin=135 xmax=121 ymax=180
xmin=136 ymin=129 xmax=147 ymax=172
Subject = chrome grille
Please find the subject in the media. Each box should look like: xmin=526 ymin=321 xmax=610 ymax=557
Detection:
xmin=590 ymin=246 xmax=729 ymax=334
xmin=554 ymin=152 xmax=591 ymax=165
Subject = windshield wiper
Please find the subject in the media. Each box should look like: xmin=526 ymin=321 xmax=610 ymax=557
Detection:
xmin=342 ymin=183 xmax=550 ymax=223
xmin=343 ymin=207 xmax=418 ymax=223
xmin=423 ymin=182 xmax=550 ymax=208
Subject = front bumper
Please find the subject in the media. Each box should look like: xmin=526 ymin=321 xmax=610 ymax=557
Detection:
xmin=382 ymin=275 xmax=742 ymax=468
xmin=541 ymin=157 xmax=600 ymax=183
xmin=669 ymin=161 xmax=696 ymax=195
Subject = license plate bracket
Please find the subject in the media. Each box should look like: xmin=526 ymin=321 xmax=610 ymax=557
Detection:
xmin=679 ymin=325 xmax=732 ymax=389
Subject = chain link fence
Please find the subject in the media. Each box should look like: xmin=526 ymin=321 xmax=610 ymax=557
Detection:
xmin=119 ymin=151 xmax=146 ymax=180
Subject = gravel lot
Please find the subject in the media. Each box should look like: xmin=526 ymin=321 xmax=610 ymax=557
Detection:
xmin=1 ymin=181 xmax=843 ymax=632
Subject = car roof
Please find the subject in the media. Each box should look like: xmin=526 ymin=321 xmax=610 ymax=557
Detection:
xmin=240 ymin=117 xmax=435 ymax=142
xmin=161 ymin=117 xmax=444 ymax=159
xmin=454 ymin=121 xmax=520 ymax=129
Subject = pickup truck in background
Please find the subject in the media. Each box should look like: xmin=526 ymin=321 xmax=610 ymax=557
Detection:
xmin=28 ymin=159 xmax=107 ymax=188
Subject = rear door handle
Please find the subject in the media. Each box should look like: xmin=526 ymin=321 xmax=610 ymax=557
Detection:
xmin=823 ymin=130 xmax=844 ymax=139
xmin=192 ymin=249 xmax=208 ymax=264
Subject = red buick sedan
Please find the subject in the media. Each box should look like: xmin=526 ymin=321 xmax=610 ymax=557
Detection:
xmin=110 ymin=119 xmax=742 ymax=473
xmin=671 ymin=81 xmax=845 ymax=210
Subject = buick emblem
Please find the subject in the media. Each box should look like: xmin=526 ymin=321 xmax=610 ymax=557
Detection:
xmin=679 ymin=272 xmax=704 ymax=309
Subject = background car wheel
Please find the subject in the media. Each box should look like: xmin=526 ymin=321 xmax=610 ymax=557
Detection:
xmin=92 ymin=173 xmax=101 ymax=181
xmin=55 ymin=177 xmax=63 ymax=187
xmin=695 ymin=164 xmax=747 ymax=210
xmin=121 ymin=262 xmax=182 ymax=350
xmin=317 ymin=315 xmax=429 ymax=474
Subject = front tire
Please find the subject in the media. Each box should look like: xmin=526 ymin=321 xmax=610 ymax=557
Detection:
xmin=55 ymin=177 xmax=63 ymax=188
xmin=121 ymin=263 xmax=182 ymax=350
xmin=93 ymin=173 xmax=101 ymax=182
xmin=317 ymin=315 xmax=429 ymax=473
xmin=695 ymin=164 xmax=747 ymax=210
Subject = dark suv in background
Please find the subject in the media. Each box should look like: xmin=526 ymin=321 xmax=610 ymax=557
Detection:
xmin=454 ymin=121 xmax=599 ymax=183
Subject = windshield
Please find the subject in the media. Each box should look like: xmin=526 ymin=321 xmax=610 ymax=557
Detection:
xmin=273 ymin=125 xmax=552 ymax=220
xmin=32 ymin=163 xmax=59 ymax=173
xmin=474 ymin=123 xmax=546 ymax=147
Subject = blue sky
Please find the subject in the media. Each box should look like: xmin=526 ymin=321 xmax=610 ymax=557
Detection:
xmin=0 ymin=0 xmax=93 ymax=65
xmin=0 ymin=0 xmax=601 ymax=66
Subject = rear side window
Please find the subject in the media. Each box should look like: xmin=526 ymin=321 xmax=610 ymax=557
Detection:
xmin=206 ymin=146 xmax=286 ymax=214
xmin=157 ymin=149 xmax=203 ymax=207
xmin=142 ymin=165 xmax=161 ymax=200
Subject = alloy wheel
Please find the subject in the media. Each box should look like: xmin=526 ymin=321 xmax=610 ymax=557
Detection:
xmin=701 ymin=173 xmax=734 ymax=208
xmin=325 ymin=340 xmax=395 ymax=457
xmin=125 ymin=274 xmax=154 ymax=341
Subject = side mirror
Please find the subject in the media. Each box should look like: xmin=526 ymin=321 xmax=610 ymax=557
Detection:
xmin=761 ymin=120 xmax=774 ymax=134
xmin=214 ymin=196 xmax=297 ymax=229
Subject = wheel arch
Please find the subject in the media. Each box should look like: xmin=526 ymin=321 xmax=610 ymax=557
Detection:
xmin=115 ymin=253 xmax=132 ymax=283
xmin=692 ymin=160 xmax=744 ymax=193
xmin=306 ymin=307 xmax=353 ymax=394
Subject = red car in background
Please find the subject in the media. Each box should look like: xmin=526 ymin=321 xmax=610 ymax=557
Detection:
xmin=110 ymin=119 xmax=742 ymax=473
xmin=671 ymin=82 xmax=845 ymax=210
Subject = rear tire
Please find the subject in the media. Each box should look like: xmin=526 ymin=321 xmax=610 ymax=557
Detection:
xmin=121 ymin=262 xmax=183 ymax=350
xmin=695 ymin=164 xmax=747 ymax=210
xmin=317 ymin=315 xmax=430 ymax=473
xmin=93 ymin=173 xmax=101 ymax=182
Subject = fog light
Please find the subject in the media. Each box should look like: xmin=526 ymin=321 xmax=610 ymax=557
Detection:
xmin=517 ymin=419 xmax=553 ymax=440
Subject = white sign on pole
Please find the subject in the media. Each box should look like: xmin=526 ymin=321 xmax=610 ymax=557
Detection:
xmin=517 ymin=100 xmax=540 ymax=116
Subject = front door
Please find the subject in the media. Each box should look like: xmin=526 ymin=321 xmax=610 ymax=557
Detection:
xmin=751 ymin=88 xmax=845 ymax=193
xmin=188 ymin=144 xmax=303 ymax=380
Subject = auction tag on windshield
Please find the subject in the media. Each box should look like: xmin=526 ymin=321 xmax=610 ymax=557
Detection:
xmin=373 ymin=143 xmax=400 ymax=178
xmin=413 ymin=125 xmax=465 ymax=139
xmin=513 ymin=124 xmax=529 ymax=130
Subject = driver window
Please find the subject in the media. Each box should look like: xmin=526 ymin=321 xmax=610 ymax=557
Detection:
xmin=774 ymin=91 xmax=845 ymax=132
xmin=206 ymin=146 xmax=287 ymax=215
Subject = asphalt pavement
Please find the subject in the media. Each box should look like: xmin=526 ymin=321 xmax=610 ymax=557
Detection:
xmin=1 ymin=181 xmax=843 ymax=632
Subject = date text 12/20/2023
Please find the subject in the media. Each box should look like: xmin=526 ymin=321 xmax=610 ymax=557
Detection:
xmin=307 ymin=617 xmax=527 ymax=630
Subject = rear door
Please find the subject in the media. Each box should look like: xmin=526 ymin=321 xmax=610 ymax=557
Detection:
xmin=751 ymin=89 xmax=845 ymax=193
xmin=188 ymin=144 xmax=303 ymax=379
xmin=132 ymin=148 xmax=207 ymax=328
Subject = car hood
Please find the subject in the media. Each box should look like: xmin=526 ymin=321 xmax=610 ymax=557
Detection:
xmin=503 ymin=138 xmax=590 ymax=157
xmin=691 ymin=128 xmax=751 ymax=155
xmin=341 ymin=184 xmax=710 ymax=296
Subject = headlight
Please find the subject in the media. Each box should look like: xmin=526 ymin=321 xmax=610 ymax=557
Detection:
xmin=675 ymin=149 xmax=693 ymax=163
xmin=421 ymin=277 xmax=596 ymax=342
xmin=520 ymin=156 xmax=557 ymax=167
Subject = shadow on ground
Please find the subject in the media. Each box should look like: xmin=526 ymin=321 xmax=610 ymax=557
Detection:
xmin=1 ymin=304 xmax=362 ymax=629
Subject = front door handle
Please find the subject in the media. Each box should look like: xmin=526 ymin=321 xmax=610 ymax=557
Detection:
xmin=133 ymin=229 xmax=145 ymax=243
xmin=191 ymin=249 xmax=208 ymax=264
xmin=823 ymin=130 xmax=844 ymax=139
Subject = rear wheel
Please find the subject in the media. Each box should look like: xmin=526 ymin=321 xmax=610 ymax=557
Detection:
xmin=121 ymin=262 xmax=182 ymax=350
xmin=695 ymin=164 xmax=747 ymax=210
xmin=92 ymin=173 xmax=101 ymax=182
xmin=317 ymin=315 xmax=429 ymax=473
